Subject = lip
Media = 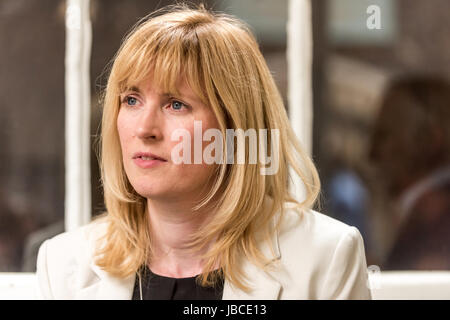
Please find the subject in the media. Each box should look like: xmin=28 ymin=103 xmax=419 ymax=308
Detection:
xmin=132 ymin=152 xmax=167 ymax=161
xmin=132 ymin=152 xmax=167 ymax=169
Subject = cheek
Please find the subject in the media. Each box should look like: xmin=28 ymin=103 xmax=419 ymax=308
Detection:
xmin=166 ymin=122 xmax=219 ymax=162
xmin=117 ymin=113 xmax=132 ymax=147
xmin=116 ymin=114 xmax=136 ymax=173
xmin=174 ymin=163 xmax=219 ymax=193
xmin=166 ymin=120 xmax=219 ymax=176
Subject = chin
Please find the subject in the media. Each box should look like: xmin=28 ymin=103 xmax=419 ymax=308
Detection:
xmin=126 ymin=175 xmax=157 ymax=195
xmin=131 ymin=183 xmax=166 ymax=199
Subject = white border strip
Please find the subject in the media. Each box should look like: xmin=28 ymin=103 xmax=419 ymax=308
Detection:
xmin=287 ymin=0 xmax=313 ymax=156
xmin=287 ymin=0 xmax=313 ymax=202
xmin=370 ymin=271 xmax=450 ymax=300
xmin=64 ymin=0 xmax=92 ymax=232
xmin=0 ymin=273 xmax=37 ymax=300
xmin=1 ymin=271 xmax=450 ymax=299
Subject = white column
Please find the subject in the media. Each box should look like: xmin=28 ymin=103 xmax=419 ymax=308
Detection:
xmin=287 ymin=0 xmax=313 ymax=202
xmin=64 ymin=0 xmax=92 ymax=231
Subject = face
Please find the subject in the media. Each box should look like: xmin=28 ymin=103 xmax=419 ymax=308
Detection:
xmin=117 ymin=76 xmax=220 ymax=203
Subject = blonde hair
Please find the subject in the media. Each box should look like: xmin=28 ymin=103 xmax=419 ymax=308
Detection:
xmin=94 ymin=2 xmax=320 ymax=292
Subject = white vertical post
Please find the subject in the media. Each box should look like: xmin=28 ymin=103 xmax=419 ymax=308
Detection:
xmin=65 ymin=0 xmax=92 ymax=231
xmin=287 ymin=0 xmax=313 ymax=201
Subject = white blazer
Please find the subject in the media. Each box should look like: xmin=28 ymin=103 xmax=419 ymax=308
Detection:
xmin=36 ymin=206 xmax=372 ymax=300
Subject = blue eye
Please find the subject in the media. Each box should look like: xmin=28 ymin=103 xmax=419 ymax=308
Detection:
xmin=171 ymin=100 xmax=185 ymax=110
xmin=126 ymin=96 xmax=137 ymax=106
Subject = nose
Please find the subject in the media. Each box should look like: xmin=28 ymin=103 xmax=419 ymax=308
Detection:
xmin=135 ymin=100 xmax=163 ymax=141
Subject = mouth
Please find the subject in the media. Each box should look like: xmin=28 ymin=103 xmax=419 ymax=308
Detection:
xmin=132 ymin=152 xmax=167 ymax=162
xmin=136 ymin=155 xmax=166 ymax=161
xmin=132 ymin=152 xmax=167 ymax=169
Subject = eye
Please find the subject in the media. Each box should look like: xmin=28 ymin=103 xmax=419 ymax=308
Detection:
xmin=120 ymin=95 xmax=140 ymax=107
xmin=125 ymin=96 xmax=138 ymax=106
xmin=170 ymin=100 xmax=188 ymax=111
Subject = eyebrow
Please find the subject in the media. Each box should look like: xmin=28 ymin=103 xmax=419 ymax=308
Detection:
xmin=125 ymin=86 xmax=147 ymax=94
xmin=125 ymin=86 xmax=172 ymax=97
xmin=122 ymin=85 xmax=203 ymax=105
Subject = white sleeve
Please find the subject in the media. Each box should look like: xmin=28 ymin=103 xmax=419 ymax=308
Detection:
xmin=320 ymin=226 xmax=372 ymax=300
xmin=35 ymin=239 xmax=54 ymax=299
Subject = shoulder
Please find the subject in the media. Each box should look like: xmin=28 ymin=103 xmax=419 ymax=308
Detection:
xmin=277 ymin=204 xmax=362 ymax=252
xmin=272 ymin=204 xmax=371 ymax=299
xmin=280 ymin=202 xmax=352 ymax=233
xmin=36 ymin=217 xmax=109 ymax=299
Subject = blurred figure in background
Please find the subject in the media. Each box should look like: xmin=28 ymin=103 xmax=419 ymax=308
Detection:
xmin=369 ymin=76 xmax=450 ymax=270
xmin=326 ymin=161 xmax=373 ymax=263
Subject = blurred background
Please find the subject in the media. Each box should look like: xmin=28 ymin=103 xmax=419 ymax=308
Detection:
xmin=0 ymin=0 xmax=449 ymax=274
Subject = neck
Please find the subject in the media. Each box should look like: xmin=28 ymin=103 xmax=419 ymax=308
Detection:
xmin=146 ymin=197 xmax=217 ymax=278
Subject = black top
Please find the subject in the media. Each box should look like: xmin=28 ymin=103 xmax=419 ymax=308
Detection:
xmin=131 ymin=265 xmax=224 ymax=300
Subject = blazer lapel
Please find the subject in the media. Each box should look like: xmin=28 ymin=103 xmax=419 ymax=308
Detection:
xmin=222 ymin=263 xmax=281 ymax=300
xmin=74 ymin=262 xmax=136 ymax=300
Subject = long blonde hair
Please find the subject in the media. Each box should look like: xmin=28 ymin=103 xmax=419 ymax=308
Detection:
xmin=94 ymin=3 xmax=321 ymax=292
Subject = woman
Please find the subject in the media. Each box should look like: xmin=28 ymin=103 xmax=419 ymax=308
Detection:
xmin=36 ymin=4 xmax=372 ymax=300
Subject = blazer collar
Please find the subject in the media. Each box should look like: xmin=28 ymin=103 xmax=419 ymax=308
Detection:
xmin=77 ymin=218 xmax=282 ymax=300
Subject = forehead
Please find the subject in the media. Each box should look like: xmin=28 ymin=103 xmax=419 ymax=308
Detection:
xmin=127 ymin=58 xmax=204 ymax=91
